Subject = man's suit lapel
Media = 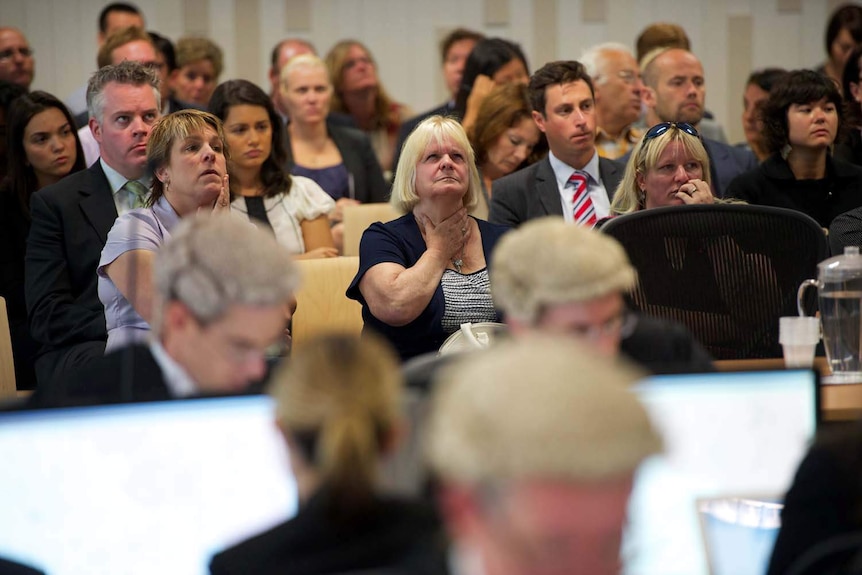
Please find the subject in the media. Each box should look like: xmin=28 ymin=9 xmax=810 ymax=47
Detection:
xmin=599 ymin=158 xmax=622 ymax=201
xmin=79 ymin=163 xmax=119 ymax=245
xmin=703 ymin=138 xmax=730 ymax=196
xmin=535 ymin=158 xmax=564 ymax=216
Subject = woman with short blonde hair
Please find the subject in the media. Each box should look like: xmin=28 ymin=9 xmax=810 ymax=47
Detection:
xmin=348 ymin=116 xmax=509 ymax=360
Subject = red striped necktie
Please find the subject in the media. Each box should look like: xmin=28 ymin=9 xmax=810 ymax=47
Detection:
xmin=568 ymin=171 xmax=596 ymax=227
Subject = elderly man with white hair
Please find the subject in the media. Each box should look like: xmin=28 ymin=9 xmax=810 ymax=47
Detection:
xmin=581 ymin=42 xmax=644 ymax=160
xmin=492 ymin=217 xmax=713 ymax=373
xmin=426 ymin=335 xmax=663 ymax=575
xmin=33 ymin=214 xmax=299 ymax=405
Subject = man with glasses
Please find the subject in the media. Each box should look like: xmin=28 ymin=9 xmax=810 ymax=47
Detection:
xmin=489 ymin=60 xmax=624 ymax=228
xmin=0 ymin=27 xmax=34 ymax=91
xmin=33 ymin=215 xmax=299 ymax=405
xmin=581 ymin=42 xmax=644 ymax=160
xmin=492 ymin=217 xmax=713 ymax=373
xmin=640 ymin=47 xmax=756 ymax=197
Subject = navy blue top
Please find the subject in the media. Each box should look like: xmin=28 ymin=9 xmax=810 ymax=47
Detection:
xmin=291 ymin=163 xmax=351 ymax=201
xmin=346 ymin=213 xmax=509 ymax=360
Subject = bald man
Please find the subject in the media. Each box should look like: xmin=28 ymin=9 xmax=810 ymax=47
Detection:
xmin=0 ymin=27 xmax=34 ymax=90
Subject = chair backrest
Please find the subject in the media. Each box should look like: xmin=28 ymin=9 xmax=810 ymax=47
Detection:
xmin=291 ymin=257 xmax=363 ymax=351
xmin=601 ymin=204 xmax=827 ymax=360
xmin=0 ymin=297 xmax=16 ymax=398
xmin=342 ymin=203 xmax=401 ymax=256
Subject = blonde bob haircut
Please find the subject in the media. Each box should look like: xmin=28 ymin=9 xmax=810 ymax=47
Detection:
xmin=270 ymin=333 xmax=402 ymax=517
xmin=390 ymin=115 xmax=481 ymax=214
xmin=491 ymin=217 xmax=637 ymax=324
xmin=610 ymin=123 xmax=712 ymax=215
xmin=426 ymin=335 xmax=662 ymax=484
xmin=280 ymin=53 xmax=331 ymax=90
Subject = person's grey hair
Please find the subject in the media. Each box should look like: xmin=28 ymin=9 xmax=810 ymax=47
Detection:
xmin=390 ymin=115 xmax=481 ymax=214
xmin=426 ymin=335 xmax=662 ymax=484
xmin=152 ymin=214 xmax=300 ymax=334
xmin=280 ymin=53 xmax=329 ymax=89
xmin=86 ymin=60 xmax=160 ymax=123
xmin=491 ymin=217 xmax=637 ymax=324
xmin=580 ymin=42 xmax=634 ymax=84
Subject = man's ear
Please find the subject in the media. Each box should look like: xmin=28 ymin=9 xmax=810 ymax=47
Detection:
xmin=164 ymin=300 xmax=193 ymax=333
xmin=641 ymin=86 xmax=657 ymax=110
xmin=89 ymin=116 xmax=102 ymax=144
xmin=532 ymin=110 xmax=547 ymax=134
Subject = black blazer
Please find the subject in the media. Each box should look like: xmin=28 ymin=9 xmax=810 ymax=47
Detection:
xmin=209 ymin=493 xmax=446 ymax=575
xmin=25 ymin=162 xmax=116 ymax=367
xmin=488 ymin=154 xmax=624 ymax=227
xmin=29 ymin=344 xmax=170 ymax=407
xmin=284 ymin=123 xmax=389 ymax=204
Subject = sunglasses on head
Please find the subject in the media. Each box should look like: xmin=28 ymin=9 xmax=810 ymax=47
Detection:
xmin=644 ymin=122 xmax=700 ymax=140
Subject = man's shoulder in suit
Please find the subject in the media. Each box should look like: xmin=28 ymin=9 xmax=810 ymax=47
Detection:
xmin=32 ymin=162 xmax=105 ymax=207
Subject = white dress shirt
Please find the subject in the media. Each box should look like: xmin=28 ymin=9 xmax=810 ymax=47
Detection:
xmin=148 ymin=340 xmax=198 ymax=398
xmin=548 ymin=150 xmax=611 ymax=223
xmin=99 ymin=158 xmax=152 ymax=216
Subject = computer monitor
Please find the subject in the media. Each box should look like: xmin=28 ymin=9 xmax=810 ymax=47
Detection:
xmin=0 ymin=395 xmax=297 ymax=575
xmin=623 ymin=369 xmax=819 ymax=575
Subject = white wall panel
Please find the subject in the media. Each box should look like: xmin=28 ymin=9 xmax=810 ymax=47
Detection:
xmin=2 ymin=0 xmax=859 ymax=146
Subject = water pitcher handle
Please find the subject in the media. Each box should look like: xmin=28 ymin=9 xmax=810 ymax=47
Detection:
xmin=797 ymin=279 xmax=818 ymax=317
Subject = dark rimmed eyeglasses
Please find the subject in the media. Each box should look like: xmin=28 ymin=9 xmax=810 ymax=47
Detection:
xmin=644 ymin=122 xmax=700 ymax=140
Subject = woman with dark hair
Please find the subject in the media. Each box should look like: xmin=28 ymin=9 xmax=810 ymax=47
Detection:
xmin=454 ymin=37 xmax=529 ymax=131
xmin=209 ymin=79 xmax=336 ymax=258
xmin=468 ymin=83 xmax=542 ymax=218
xmin=817 ymin=3 xmax=862 ymax=90
xmin=209 ymin=333 xmax=445 ymax=575
xmin=98 ymin=110 xmax=230 ymax=352
xmin=739 ymin=68 xmax=788 ymax=162
xmin=726 ymin=69 xmax=862 ymax=228
xmin=0 ymin=91 xmax=85 ymax=389
xmin=325 ymin=40 xmax=412 ymax=176
xmin=836 ymin=45 xmax=862 ymax=166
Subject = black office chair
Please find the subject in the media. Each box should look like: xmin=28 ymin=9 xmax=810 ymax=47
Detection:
xmin=601 ymin=204 xmax=827 ymax=360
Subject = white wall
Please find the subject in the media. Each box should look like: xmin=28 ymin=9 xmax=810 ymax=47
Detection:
xmin=3 ymin=0 xmax=857 ymax=144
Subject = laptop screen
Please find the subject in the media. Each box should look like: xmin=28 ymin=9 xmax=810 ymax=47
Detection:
xmin=0 ymin=395 xmax=298 ymax=575
xmin=623 ymin=369 xmax=819 ymax=575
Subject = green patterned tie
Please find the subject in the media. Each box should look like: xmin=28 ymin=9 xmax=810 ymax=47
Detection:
xmin=124 ymin=180 xmax=149 ymax=209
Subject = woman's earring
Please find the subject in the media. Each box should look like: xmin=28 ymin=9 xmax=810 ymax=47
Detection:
xmin=638 ymin=189 xmax=646 ymax=205
xmin=781 ymin=143 xmax=792 ymax=160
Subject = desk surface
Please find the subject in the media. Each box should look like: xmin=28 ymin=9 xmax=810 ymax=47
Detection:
xmin=714 ymin=358 xmax=862 ymax=422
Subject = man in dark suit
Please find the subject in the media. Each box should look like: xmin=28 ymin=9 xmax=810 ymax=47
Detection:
xmin=490 ymin=60 xmax=624 ymax=228
xmin=641 ymin=47 xmax=756 ymax=197
xmin=32 ymin=215 xmax=299 ymax=406
xmin=25 ymin=61 xmax=160 ymax=388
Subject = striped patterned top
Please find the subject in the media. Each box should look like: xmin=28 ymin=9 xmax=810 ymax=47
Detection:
xmin=440 ymin=268 xmax=497 ymax=333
